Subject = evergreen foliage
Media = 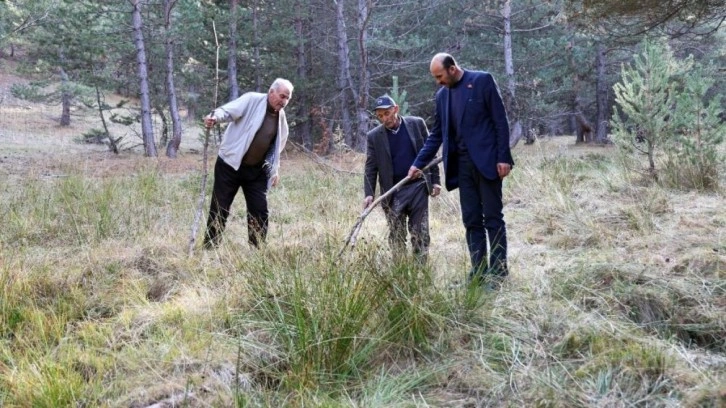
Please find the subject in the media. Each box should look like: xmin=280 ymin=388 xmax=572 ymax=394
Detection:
xmin=611 ymin=39 xmax=723 ymax=190
xmin=665 ymin=63 xmax=725 ymax=190
xmin=565 ymin=0 xmax=726 ymax=36
xmin=387 ymin=76 xmax=409 ymax=117
xmin=10 ymin=80 xmax=93 ymax=107
xmin=0 ymin=0 xmax=723 ymax=152
xmin=611 ymin=40 xmax=689 ymax=178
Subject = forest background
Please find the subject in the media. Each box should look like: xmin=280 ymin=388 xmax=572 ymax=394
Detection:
xmin=2 ymin=0 xmax=723 ymax=155
xmin=0 ymin=0 xmax=724 ymax=407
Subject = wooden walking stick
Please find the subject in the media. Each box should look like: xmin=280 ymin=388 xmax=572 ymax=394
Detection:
xmin=339 ymin=156 xmax=443 ymax=257
xmin=188 ymin=21 xmax=221 ymax=256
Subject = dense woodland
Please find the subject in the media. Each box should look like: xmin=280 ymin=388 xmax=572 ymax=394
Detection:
xmin=0 ymin=0 xmax=724 ymax=157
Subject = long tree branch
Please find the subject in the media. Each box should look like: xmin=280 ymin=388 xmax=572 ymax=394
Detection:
xmin=188 ymin=21 xmax=220 ymax=256
xmin=339 ymin=156 xmax=443 ymax=257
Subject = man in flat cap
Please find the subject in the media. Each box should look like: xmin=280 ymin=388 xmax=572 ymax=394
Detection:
xmin=364 ymin=94 xmax=441 ymax=263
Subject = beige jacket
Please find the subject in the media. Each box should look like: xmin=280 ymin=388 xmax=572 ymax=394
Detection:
xmin=211 ymin=92 xmax=288 ymax=188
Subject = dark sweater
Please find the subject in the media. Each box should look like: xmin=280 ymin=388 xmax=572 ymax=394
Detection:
xmin=387 ymin=121 xmax=416 ymax=184
xmin=448 ymin=70 xmax=471 ymax=155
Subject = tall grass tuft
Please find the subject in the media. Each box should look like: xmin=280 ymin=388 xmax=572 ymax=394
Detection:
xmin=235 ymin=242 xmax=440 ymax=390
xmin=381 ymin=260 xmax=450 ymax=351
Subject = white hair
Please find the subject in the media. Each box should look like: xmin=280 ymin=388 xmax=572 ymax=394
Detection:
xmin=270 ymin=78 xmax=294 ymax=93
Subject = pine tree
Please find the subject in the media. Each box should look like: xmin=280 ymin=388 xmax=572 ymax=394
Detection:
xmin=610 ymin=39 xmax=691 ymax=180
xmin=666 ymin=63 xmax=725 ymax=190
xmin=388 ymin=76 xmax=409 ymax=117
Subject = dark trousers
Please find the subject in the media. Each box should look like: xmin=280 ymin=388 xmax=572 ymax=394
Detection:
xmin=383 ymin=181 xmax=430 ymax=263
xmin=458 ymin=155 xmax=508 ymax=278
xmin=204 ymin=157 xmax=269 ymax=248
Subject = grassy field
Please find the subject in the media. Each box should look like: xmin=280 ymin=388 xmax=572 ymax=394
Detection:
xmin=0 ymin=68 xmax=724 ymax=406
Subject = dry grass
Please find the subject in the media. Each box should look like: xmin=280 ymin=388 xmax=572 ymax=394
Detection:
xmin=0 ymin=62 xmax=724 ymax=407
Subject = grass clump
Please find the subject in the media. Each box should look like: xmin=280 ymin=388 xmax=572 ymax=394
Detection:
xmin=230 ymin=241 xmax=466 ymax=395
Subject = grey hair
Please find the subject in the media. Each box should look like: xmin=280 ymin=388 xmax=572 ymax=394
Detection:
xmin=270 ymin=78 xmax=294 ymax=93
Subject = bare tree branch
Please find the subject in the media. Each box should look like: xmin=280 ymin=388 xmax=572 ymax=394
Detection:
xmin=188 ymin=21 xmax=220 ymax=256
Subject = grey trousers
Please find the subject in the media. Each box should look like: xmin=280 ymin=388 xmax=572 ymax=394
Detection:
xmin=382 ymin=180 xmax=430 ymax=262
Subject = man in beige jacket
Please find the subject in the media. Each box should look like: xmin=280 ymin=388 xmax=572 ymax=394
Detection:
xmin=203 ymin=78 xmax=293 ymax=249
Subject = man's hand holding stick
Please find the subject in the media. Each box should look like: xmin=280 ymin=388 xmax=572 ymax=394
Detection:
xmin=339 ymin=156 xmax=443 ymax=257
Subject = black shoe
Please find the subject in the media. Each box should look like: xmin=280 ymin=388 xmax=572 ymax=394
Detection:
xmin=202 ymin=238 xmax=218 ymax=250
xmin=482 ymin=278 xmax=502 ymax=292
xmin=468 ymin=272 xmax=505 ymax=291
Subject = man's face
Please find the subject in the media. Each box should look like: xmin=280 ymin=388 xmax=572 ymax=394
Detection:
xmin=375 ymin=106 xmax=399 ymax=129
xmin=430 ymin=62 xmax=457 ymax=88
xmin=268 ymin=86 xmax=292 ymax=112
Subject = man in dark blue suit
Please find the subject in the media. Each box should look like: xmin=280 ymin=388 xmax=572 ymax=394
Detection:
xmin=408 ymin=53 xmax=514 ymax=287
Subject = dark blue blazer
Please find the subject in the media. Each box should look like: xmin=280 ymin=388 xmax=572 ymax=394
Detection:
xmin=413 ymin=70 xmax=514 ymax=191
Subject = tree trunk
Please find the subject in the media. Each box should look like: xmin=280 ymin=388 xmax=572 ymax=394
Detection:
xmin=252 ymin=0 xmax=262 ymax=92
xmin=355 ymin=0 xmax=371 ymax=151
xmin=131 ymin=0 xmax=157 ymax=157
xmin=567 ymin=38 xmax=593 ymax=143
xmin=594 ymin=42 xmax=609 ymax=144
xmin=95 ymin=86 xmax=119 ymax=154
xmin=228 ymin=0 xmax=240 ymax=100
xmin=59 ymin=66 xmax=71 ymax=127
xmin=163 ymin=0 xmax=183 ymax=158
xmin=157 ymin=104 xmax=169 ymax=147
xmin=294 ymin=2 xmax=313 ymax=150
xmin=335 ymin=0 xmax=355 ymax=150
xmin=501 ymin=0 xmax=525 ymax=147
xmin=574 ymin=109 xmax=594 ymax=143
xmin=186 ymin=83 xmax=197 ymax=121
xmin=502 ymin=0 xmax=515 ymax=113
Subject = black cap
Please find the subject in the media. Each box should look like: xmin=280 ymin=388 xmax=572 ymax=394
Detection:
xmin=374 ymin=95 xmax=396 ymax=110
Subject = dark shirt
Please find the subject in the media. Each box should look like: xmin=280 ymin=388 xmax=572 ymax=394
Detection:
xmin=448 ymin=70 xmax=470 ymax=155
xmin=242 ymin=107 xmax=278 ymax=166
xmin=387 ymin=120 xmax=416 ymax=184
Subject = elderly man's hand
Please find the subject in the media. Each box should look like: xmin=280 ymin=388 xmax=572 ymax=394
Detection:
xmin=203 ymin=115 xmax=216 ymax=129
xmin=407 ymin=166 xmax=422 ymax=179
xmin=363 ymin=196 xmax=373 ymax=209
xmin=431 ymin=184 xmax=441 ymax=197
